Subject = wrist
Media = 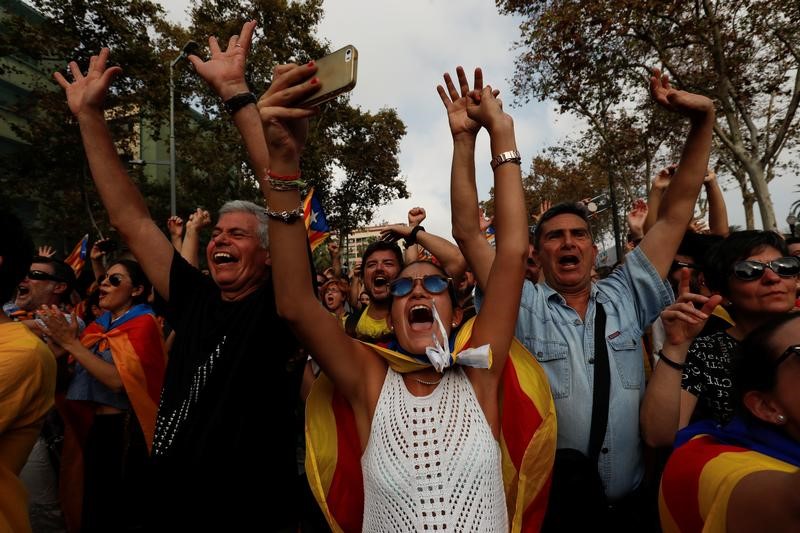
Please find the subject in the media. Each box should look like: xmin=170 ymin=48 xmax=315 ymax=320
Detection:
xmin=452 ymin=134 xmax=477 ymax=147
xmin=218 ymin=81 xmax=251 ymax=102
xmin=486 ymin=116 xmax=514 ymax=136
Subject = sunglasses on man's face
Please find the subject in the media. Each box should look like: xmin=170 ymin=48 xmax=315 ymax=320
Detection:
xmin=27 ymin=270 xmax=63 ymax=282
xmin=98 ymin=273 xmax=125 ymax=287
xmin=773 ymin=344 xmax=800 ymax=369
xmin=389 ymin=275 xmax=451 ymax=298
xmin=731 ymin=256 xmax=800 ymax=282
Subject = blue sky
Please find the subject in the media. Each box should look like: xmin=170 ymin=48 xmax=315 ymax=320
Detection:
xmin=160 ymin=0 xmax=798 ymax=239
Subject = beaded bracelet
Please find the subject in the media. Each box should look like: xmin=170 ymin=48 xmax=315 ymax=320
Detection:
xmin=265 ymin=178 xmax=306 ymax=191
xmin=266 ymin=168 xmax=302 ymax=181
xmin=264 ymin=205 xmax=304 ymax=223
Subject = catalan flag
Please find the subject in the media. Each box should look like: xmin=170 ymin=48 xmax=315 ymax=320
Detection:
xmin=303 ymin=187 xmax=331 ymax=251
xmin=660 ymin=418 xmax=800 ymax=533
xmin=305 ymin=317 xmax=557 ymax=532
xmin=64 ymin=234 xmax=89 ymax=276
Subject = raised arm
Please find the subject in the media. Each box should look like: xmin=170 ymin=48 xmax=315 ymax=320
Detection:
xmin=638 ymin=69 xmax=715 ymax=278
xmin=376 ymin=222 xmax=467 ymax=281
xmin=644 ymin=166 xmax=672 ymax=234
xmin=459 ymin=82 xmax=528 ymax=385
xmin=640 ymin=269 xmax=722 ymax=447
xmin=327 ymin=240 xmax=342 ymax=278
xmin=438 ymin=67 xmax=497 ymax=290
xmin=167 ymin=216 xmax=184 ymax=252
xmin=402 ymin=207 xmax=426 ymax=263
xmin=257 ymin=64 xmax=381 ymax=413
xmin=54 ymin=49 xmax=173 ymax=300
xmin=181 ymin=208 xmax=211 ymax=268
xmin=703 ymin=169 xmax=729 ymax=236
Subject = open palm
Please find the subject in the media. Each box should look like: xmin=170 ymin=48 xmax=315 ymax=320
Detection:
xmin=53 ymin=48 xmax=121 ymax=118
xmin=437 ymin=66 xmax=486 ymax=139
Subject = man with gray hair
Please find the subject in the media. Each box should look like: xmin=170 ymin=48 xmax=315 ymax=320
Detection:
xmin=55 ymin=51 xmax=303 ymax=529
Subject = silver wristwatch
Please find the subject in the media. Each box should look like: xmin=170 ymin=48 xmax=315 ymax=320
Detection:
xmin=489 ymin=150 xmax=522 ymax=170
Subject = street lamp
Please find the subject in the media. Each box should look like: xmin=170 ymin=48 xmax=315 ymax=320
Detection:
xmin=788 ymin=214 xmax=798 ymax=237
xmin=169 ymin=41 xmax=200 ymax=216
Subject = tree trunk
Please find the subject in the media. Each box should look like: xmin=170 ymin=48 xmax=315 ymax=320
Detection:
xmin=743 ymin=193 xmax=756 ymax=230
xmin=745 ymin=164 xmax=777 ymax=230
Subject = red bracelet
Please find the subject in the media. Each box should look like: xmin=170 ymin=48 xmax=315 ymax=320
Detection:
xmin=266 ymin=168 xmax=302 ymax=181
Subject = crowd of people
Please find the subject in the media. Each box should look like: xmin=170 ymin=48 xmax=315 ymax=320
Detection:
xmin=1 ymin=19 xmax=799 ymax=533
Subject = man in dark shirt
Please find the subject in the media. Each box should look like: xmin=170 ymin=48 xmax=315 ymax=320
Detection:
xmin=55 ymin=48 xmax=302 ymax=529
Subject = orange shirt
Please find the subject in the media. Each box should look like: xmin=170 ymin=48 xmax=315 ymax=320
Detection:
xmin=0 ymin=322 xmax=57 ymax=532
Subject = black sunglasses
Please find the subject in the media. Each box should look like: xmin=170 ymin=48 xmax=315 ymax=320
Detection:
xmin=389 ymin=275 xmax=451 ymax=297
xmin=731 ymin=256 xmax=800 ymax=281
xmin=670 ymin=260 xmax=699 ymax=272
xmin=27 ymin=269 xmax=63 ymax=282
xmin=98 ymin=273 xmax=125 ymax=287
xmin=773 ymin=345 xmax=800 ymax=369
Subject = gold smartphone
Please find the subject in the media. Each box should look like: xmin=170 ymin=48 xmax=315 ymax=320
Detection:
xmin=298 ymin=45 xmax=358 ymax=107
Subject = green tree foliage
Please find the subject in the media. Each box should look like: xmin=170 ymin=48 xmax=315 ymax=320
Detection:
xmin=497 ymin=0 xmax=800 ymax=230
xmin=1 ymin=0 xmax=407 ymax=251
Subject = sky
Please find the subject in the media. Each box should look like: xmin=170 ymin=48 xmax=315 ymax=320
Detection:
xmin=158 ymin=0 xmax=798 ymax=240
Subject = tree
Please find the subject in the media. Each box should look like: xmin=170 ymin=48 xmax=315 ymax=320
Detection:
xmin=1 ymin=0 xmax=407 ymax=249
xmin=498 ymin=0 xmax=800 ymax=229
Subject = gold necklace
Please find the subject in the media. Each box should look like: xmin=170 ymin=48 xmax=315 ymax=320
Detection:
xmin=413 ymin=375 xmax=443 ymax=386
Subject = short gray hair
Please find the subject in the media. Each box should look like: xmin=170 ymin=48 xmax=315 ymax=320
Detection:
xmin=218 ymin=200 xmax=269 ymax=249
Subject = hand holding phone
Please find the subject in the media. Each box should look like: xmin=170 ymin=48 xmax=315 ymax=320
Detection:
xmin=296 ymin=45 xmax=358 ymax=107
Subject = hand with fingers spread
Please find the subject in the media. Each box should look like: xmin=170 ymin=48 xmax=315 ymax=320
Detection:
xmin=651 ymin=166 xmax=675 ymax=191
xmin=53 ymin=48 xmax=123 ymax=118
xmin=437 ymin=67 xmax=495 ymax=140
xmin=407 ymin=207 xmax=426 ymax=227
xmin=38 ymin=245 xmax=56 ymax=258
xmin=650 ymin=68 xmax=714 ymax=120
xmin=661 ymin=268 xmax=723 ymax=347
xmin=188 ymin=20 xmax=257 ymax=100
xmin=257 ymin=62 xmax=320 ymax=161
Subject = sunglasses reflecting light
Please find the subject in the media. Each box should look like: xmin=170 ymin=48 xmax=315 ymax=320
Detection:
xmin=732 ymin=256 xmax=800 ymax=281
xmin=389 ymin=275 xmax=451 ymax=297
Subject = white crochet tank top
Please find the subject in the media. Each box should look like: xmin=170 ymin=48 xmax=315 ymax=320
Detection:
xmin=361 ymin=367 xmax=508 ymax=532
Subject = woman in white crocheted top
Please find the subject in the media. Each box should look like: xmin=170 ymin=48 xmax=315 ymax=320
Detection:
xmin=260 ymin=62 xmax=527 ymax=530
xmin=201 ymin=23 xmax=530 ymax=529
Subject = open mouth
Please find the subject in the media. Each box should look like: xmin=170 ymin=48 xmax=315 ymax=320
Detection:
xmin=408 ymin=304 xmax=433 ymax=332
xmin=373 ymin=275 xmax=388 ymax=288
xmin=16 ymin=285 xmax=30 ymax=297
xmin=212 ymin=252 xmax=237 ymax=265
xmin=558 ymin=255 xmax=580 ymax=269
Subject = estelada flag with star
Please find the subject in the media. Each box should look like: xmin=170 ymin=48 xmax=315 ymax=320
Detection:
xmin=303 ymin=187 xmax=331 ymax=251
xmin=64 ymin=234 xmax=89 ymax=276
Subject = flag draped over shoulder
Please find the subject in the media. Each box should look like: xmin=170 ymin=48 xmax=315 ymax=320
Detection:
xmin=303 ymin=187 xmax=331 ymax=251
xmin=64 ymin=234 xmax=89 ymax=276
xmin=659 ymin=418 xmax=800 ymax=533
xmin=305 ymin=317 xmax=557 ymax=532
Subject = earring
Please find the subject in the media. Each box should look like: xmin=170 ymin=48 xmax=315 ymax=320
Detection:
xmin=451 ymin=322 xmax=457 ymax=327
xmin=777 ymin=414 xmax=787 ymax=424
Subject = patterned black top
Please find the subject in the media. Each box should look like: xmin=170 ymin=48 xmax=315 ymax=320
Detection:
xmin=681 ymin=331 xmax=739 ymax=425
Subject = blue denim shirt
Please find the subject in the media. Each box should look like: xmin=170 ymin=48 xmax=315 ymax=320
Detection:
xmin=478 ymin=246 xmax=672 ymax=500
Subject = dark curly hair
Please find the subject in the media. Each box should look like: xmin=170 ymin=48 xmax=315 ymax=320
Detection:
xmin=703 ymin=231 xmax=789 ymax=297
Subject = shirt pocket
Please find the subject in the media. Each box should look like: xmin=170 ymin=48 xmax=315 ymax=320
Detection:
xmin=608 ymin=334 xmax=643 ymax=390
xmin=526 ymin=337 xmax=570 ymax=399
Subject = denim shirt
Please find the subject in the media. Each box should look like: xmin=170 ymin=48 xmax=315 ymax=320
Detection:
xmin=478 ymin=246 xmax=673 ymax=500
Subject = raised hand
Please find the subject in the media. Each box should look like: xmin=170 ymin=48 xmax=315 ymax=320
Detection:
xmin=376 ymin=223 xmax=411 ymax=242
xmin=661 ymin=268 xmax=723 ymax=346
xmin=531 ymin=200 xmax=551 ymax=224
xmin=257 ymin=62 xmax=320 ymax=160
xmin=167 ymin=216 xmax=184 ymax=238
xmin=465 ymin=85 xmax=509 ymax=132
xmin=38 ymin=245 xmax=56 ymax=258
xmin=327 ymin=241 xmax=340 ymax=256
xmin=478 ymin=210 xmax=494 ymax=233
xmin=650 ymin=68 xmax=714 ymax=119
xmin=627 ymin=198 xmax=648 ymax=236
xmin=407 ymin=207 xmax=426 ymax=227
xmin=90 ymin=238 xmax=112 ymax=261
xmin=703 ymin=168 xmax=716 ymax=184
xmin=186 ymin=208 xmax=211 ymax=231
xmin=53 ymin=48 xmax=122 ymax=118
xmin=437 ymin=67 xmax=491 ymax=140
xmin=689 ymin=217 xmax=710 ymax=234
xmin=652 ymin=166 xmax=675 ymax=191
xmin=188 ymin=20 xmax=256 ymax=100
